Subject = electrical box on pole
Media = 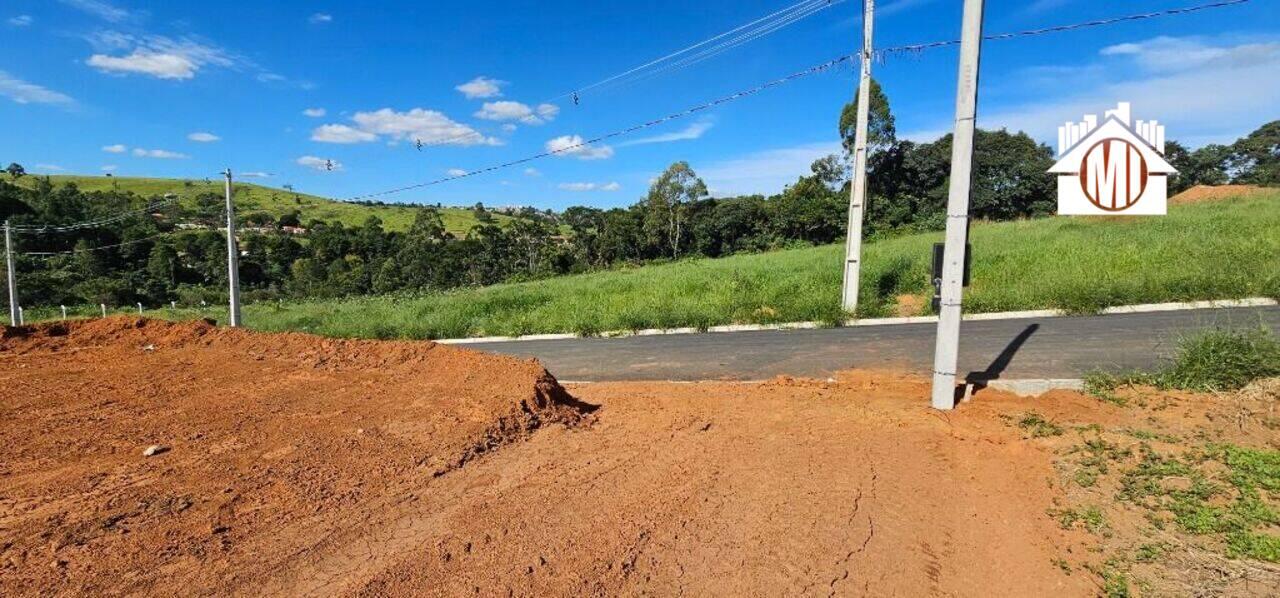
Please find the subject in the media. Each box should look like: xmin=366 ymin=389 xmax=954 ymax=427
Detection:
xmin=930 ymin=0 xmax=986 ymax=410
xmin=930 ymin=242 xmax=971 ymax=312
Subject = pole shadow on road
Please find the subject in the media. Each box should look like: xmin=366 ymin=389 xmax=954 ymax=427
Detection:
xmin=962 ymin=323 xmax=1040 ymax=398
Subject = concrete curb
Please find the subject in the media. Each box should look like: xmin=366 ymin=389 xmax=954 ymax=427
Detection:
xmin=983 ymin=379 xmax=1085 ymax=397
xmin=433 ymin=297 xmax=1278 ymax=345
xmin=562 ymin=378 xmax=1088 ymax=399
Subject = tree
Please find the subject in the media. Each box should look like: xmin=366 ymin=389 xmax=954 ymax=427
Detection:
xmin=838 ymin=78 xmax=896 ymax=157
xmin=6 ymin=163 xmax=25 ymax=181
xmin=1230 ymin=120 xmax=1280 ymax=185
xmin=1165 ymin=141 xmax=1229 ymax=193
xmin=770 ymin=160 xmax=846 ymax=245
xmin=643 ymin=162 xmax=707 ymax=259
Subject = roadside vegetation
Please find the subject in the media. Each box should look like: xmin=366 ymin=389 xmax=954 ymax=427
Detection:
xmin=1086 ymin=326 xmax=1280 ymax=402
xmin=142 ymin=193 xmax=1279 ymax=339
xmin=1003 ymin=328 xmax=1280 ymax=595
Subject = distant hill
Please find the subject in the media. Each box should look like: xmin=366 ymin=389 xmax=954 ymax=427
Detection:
xmin=12 ymin=175 xmax=513 ymax=234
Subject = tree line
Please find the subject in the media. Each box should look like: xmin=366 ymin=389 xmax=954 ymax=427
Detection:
xmin=1 ymin=84 xmax=1275 ymax=309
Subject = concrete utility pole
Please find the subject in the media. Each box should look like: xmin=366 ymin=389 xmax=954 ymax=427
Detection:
xmin=930 ymin=0 xmax=986 ymax=410
xmin=5 ymin=221 xmax=17 ymax=326
xmin=841 ymin=0 xmax=875 ymax=314
xmin=223 ymin=169 xmax=242 ymax=327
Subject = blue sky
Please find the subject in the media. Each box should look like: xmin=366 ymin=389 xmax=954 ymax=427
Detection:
xmin=1 ymin=0 xmax=1277 ymax=210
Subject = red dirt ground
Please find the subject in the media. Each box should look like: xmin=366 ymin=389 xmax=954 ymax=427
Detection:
xmin=1170 ymin=184 xmax=1271 ymax=204
xmin=1 ymin=319 xmax=1274 ymax=595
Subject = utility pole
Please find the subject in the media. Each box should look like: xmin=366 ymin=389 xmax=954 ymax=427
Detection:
xmin=5 ymin=221 xmax=17 ymax=326
xmin=841 ymin=0 xmax=875 ymax=314
xmin=223 ymin=169 xmax=242 ymax=327
xmin=930 ymin=0 xmax=986 ymax=410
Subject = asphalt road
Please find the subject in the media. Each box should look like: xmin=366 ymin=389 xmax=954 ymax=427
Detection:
xmin=468 ymin=306 xmax=1280 ymax=382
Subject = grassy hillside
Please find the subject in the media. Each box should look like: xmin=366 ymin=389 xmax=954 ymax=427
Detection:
xmin=140 ymin=191 xmax=1279 ymax=340
xmin=15 ymin=175 xmax=512 ymax=234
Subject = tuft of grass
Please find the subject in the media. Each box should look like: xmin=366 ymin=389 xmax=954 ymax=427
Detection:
xmin=1084 ymin=326 xmax=1280 ymax=401
xmin=1016 ymin=412 xmax=1064 ymax=438
xmin=1071 ymin=438 xmax=1132 ymax=488
xmin=1160 ymin=327 xmax=1280 ymax=392
xmin=1054 ymin=505 xmax=1110 ymax=536
xmin=1226 ymin=531 xmax=1280 ymax=562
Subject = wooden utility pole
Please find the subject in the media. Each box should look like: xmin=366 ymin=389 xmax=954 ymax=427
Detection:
xmin=930 ymin=0 xmax=986 ymax=410
xmin=841 ymin=0 xmax=875 ymax=314
xmin=223 ymin=169 xmax=242 ymax=327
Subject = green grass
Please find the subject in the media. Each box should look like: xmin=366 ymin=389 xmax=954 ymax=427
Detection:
xmin=14 ymin=175 xmax=512 ymax=234
xmin=1085 ymin=326 xmax=1280 ymax=397
xmin=137 ymin=193 xmax=1279 ymax=340
xmin=1015 ymin=412 xmax=1064 ymax=438
xmin=1118 ymin=444 xmax=1280 ymax=563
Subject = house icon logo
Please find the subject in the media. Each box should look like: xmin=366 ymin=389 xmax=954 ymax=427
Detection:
xmin=1048 ymin=102 xmax=1177 ymax=215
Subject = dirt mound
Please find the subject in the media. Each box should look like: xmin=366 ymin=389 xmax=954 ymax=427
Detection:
xmin=0 ymin=317 xmax=588 ymax=596
xmin=1171 ymin=184 xmax=1271 ymax=204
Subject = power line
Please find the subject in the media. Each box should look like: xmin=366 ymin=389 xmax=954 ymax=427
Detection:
xmin=346 ymin=0 xmax=1249 ymax=202
xmin=11 ymin=196 xmax=183 ymax=234
xmin=879 ymin=0 xmax=1252 ymax=57
xmin=22 ymin=231 xmax=182 ymax=257
xmin=410 ymin=0 xmax=845 ymax=152
xmin=561 ymin=0 xmax=845 ymax=100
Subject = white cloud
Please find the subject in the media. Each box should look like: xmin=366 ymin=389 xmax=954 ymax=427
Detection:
xmin=308 ymin=13 xmax=333 ymax=24
xmin=980 ymin=35 xmax=1280 ymax=147
xmin=132 ymin=148 xmax=188 ymax=159
xmin=546 ymin=134 xmax=614 ymax=160
xmin=239 ymin=171 xmax=272 ymax=178
xmin=619 ymin=120 xmax=713 ymax=147
xmin=523 ymin=167 xmax=541 ymax=177
xmin=455 ymin=76 xmax=505 ymax=99
xmin=8 ymin=15 xmax=33 ymax=27
xmin=88 ymin=50 xmax=198 ymax=79
xmin=559 ymin=181 xmax=621 ymax=192
xmin=501 ymin=123 xmax=518 ymax=133
xmin=60 ymin=0 xmax=132 ymax=22
xmin=536 ymin=103 xmax=559 ymax=120
xmin=102 ymin=144 xmax=127 ymax=153
xmin=187 ymin=132 xmax=220 ymax=142
xmin=446 ymin=168 xmax=469 ymax=177
xmin=1099 ymin=36 xmax=1279 ymax=74
xmin=34 ymin=164 xmax=65 ymax=172
xmin=84 ymin=31 xmax=259 ymax=82
xmin=0 ymin=71 xmax=75 ymax=106
xmin=699 ymin=141 xmax=842 ymax=196
xmin=311 ymin=123 xmax=378 ymax=144
xmin=100 ymin=165 xmax=117 ymax=172
xmin=302 ymin=107 xmax=326 ymax=118
xmin=474 ymin=101 xmax=559 ymax=125
xmin=311 ymin=107 xmax=499 ymax=146
xmin=297 ymin=156 xmax=341 ymax=171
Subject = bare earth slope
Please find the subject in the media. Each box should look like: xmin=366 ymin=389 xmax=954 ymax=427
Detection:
xmin=0 ymin=318 xmax=585 ymax=596
xmin=3 ymin=320 xmax=1274 ymax=595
